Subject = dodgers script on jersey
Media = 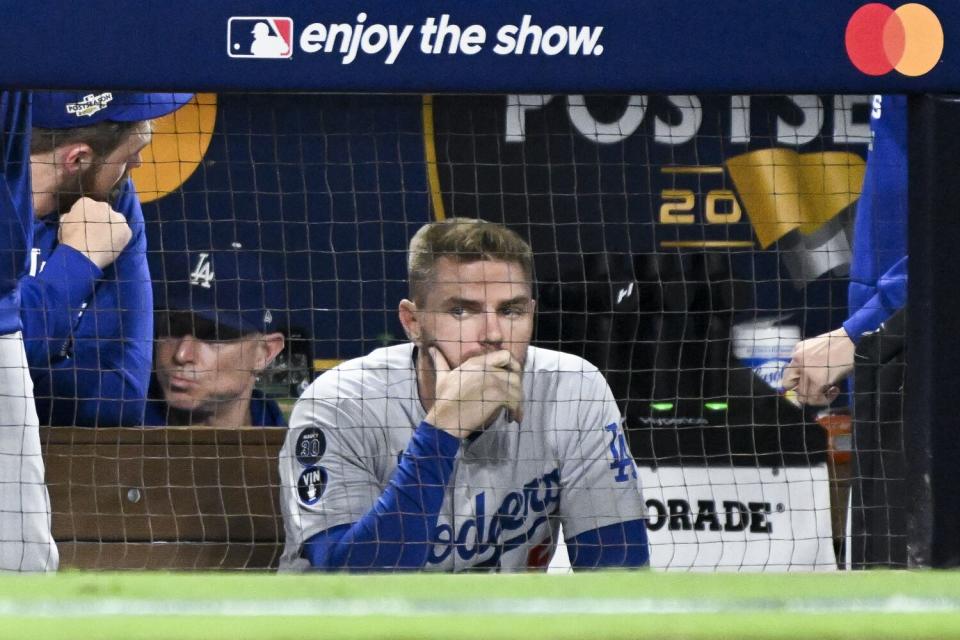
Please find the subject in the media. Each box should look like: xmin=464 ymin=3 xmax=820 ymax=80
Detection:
xmin=280 ymin=343 xmax=645 ymax=571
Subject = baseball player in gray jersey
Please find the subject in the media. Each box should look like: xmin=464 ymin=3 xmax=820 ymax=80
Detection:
xmin=280 ymin=218 xmax=648 ymax=571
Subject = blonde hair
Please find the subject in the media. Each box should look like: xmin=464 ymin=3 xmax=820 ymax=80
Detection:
xmin=407 ymin=217 xmax=533 ymax=304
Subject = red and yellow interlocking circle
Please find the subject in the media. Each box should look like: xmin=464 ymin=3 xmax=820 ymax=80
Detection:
xmin=845 ymin=3 xmax=943 ymax=76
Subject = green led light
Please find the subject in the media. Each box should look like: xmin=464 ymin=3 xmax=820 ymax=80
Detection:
xmin=704 ymin=402 xmax=729 ymax=411
xmin=650 ymin=402 xmax=674 ymax=412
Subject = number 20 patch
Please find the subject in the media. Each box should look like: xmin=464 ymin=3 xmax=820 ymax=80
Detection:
xmin=604 ymin=422 xmax=637 ymax=483
xmin=295 ymin=427 xmax=326 ymax=466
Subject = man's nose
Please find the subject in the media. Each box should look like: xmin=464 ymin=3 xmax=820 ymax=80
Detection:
xmin=173 ymin=335 xmax=199 ymax=364
xmin=480 ymin=310 xmax=504 ymax=345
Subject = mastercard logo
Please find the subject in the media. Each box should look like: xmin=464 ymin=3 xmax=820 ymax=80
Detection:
xmin=845 ymin=3 xmax=943 ymax=76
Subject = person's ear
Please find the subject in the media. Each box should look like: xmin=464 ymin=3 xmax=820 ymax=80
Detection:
xmin=255 ymin=332 xmax=286 ymax=371
xmin=398 ymin=299 xmax=421 ymax=342
xmin=55 ymin=143 xmax=95 ymax=178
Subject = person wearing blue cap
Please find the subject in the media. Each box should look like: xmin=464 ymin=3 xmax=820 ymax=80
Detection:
xmin=0 ymin=91 xmax=59 ymax=571
xmin=145 ymin=246 xmax=287 ymax=428
xmin=21 ymin=91 xmax=192 ymax=427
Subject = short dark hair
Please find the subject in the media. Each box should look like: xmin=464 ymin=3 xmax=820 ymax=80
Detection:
xmin=407 ymin=217 xmax=534 ymax=304
xmin=30 ymin=120 xmax=141 ymax=157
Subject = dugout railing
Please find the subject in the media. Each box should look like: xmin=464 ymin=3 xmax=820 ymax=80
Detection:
xmin=41 ymin=428 xmax=284 ymax=570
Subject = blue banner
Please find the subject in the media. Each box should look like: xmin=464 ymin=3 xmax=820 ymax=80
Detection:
xmin=4 ymin=1 xmax=959 ymax=92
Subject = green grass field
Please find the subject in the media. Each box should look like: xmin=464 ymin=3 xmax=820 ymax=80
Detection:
xmin=0 ymin=571 xmax=959 ymax=639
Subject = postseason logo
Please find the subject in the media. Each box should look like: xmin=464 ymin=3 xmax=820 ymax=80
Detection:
xmin=65 ymin=92 xmax=114 ymax=118
xmin=227 ymin=17 xmax=294 ymax=59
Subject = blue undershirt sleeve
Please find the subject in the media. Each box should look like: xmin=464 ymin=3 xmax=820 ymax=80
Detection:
xmin=302 ymin=421 xmax=460 ymax=570
xmin=566 ymin=519 xmax=650 ymax=569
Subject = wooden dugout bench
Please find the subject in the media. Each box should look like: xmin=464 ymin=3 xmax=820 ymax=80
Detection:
xmin=40 ymin=427 xmax=286 ymax=570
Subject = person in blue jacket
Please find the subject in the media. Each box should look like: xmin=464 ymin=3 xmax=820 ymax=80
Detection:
xmin=783 ymin=95 xmax=907 ymax=405
xmin=0 ymin=90 xmax=59 ymax=571
xmin=23 ymin=91 xmax=192 ymax=426
xmin=144 ymin=245 xmax=287 ymax=427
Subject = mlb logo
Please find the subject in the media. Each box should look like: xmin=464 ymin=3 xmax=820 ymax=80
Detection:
xmin=227 ymin=17 xmax=293 ymax=59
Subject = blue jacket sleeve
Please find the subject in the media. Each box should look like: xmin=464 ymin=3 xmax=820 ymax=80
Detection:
xmin=19 ymin=242 xmax=103 ymax=369
xmin=302 ymin=421 xmax=459 ymax=570
xmin=566 ymin=519 xmax=650 ymax=569
xmin=843 ymin=256 xmax=907 ymax=344
xmin=29 ymin=180 xmax=154 ymax=426
xmin=0 ymin=91 xmax=33 ymax=330
xmin=844 ymin=95 xmax=907 ymax=345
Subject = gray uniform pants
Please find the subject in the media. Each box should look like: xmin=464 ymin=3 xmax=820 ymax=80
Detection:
xmin=0 ymin=333 xmax=57 ymax=571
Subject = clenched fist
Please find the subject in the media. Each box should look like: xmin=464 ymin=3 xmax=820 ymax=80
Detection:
xmin=58 ymin=197 xmax=132 ymax=269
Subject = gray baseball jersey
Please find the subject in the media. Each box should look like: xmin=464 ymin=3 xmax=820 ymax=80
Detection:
xmin=280 ymin=343 xmax=644 ymax=571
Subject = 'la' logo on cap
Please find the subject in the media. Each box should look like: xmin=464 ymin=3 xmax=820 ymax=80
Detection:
xmin=189 ymin=253 xmax=215 ymax=289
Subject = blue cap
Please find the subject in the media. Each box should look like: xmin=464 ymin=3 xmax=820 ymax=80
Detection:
xmin=32 ymin=91 xmax=194 ymax=129
xmin=156 ymin=244 xmax=283 ymax=336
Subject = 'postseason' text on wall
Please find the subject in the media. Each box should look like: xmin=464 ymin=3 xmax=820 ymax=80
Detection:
xmin=298 ymin=14 xmax=604 ymax=64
